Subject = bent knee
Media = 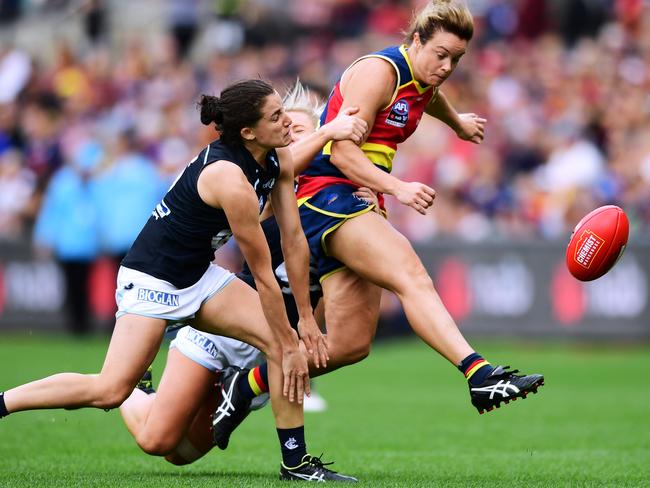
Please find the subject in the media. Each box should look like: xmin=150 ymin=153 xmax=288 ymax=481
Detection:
xmin=330 ymin=340 xmax=371 ymax=367
xmin=136 ymin=431 xmax=179 ymax=456
xmin=395 ymin=261 xmax=433 ymax=295
xmin=325 ymin=320 xmax=375 ymax=368
xmin=345 ymin=342 xmax=371 ymax=364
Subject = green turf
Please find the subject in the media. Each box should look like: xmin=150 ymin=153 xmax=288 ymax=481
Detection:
xmin=0 ymin=334 xmax=649 ymax=487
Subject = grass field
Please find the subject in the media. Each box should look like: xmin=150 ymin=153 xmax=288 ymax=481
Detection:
xmin=0 ymin=334 xmax=649 ymax=487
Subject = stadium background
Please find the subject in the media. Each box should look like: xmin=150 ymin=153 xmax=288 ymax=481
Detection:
xmin=1 ymin=2 xmax=649 ymax=487
xmin=0 ymin=0 xmax=648 ymax=338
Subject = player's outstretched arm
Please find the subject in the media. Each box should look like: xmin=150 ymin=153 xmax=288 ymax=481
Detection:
xmin=272 ymin=148 xmax=328 ymax=371
xmin=425 ymin=90 xmax=486 ymax=144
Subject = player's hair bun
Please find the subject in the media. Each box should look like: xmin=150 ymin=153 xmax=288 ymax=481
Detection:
xmin=198 ymin=79 xmax=274 ymax=143
xmin=199 ymin=95 xmax=223 ymax=125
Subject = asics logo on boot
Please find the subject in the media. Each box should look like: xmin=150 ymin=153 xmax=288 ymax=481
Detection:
xmin=212 ymin=371 xmax=240 ymax=425
xmin=471 ymin=380 xmax=520 ymax=399
xmin=286 ymin=470 xmax=326 ymax=482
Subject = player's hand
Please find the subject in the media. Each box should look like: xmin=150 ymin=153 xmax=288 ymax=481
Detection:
xmin=353 ymin=186 xmax=380 ymax=213
xmin=394 ymin=181 xmax=436 ymax=215
xmin=297 ymin=315 xmax=329 ymax=370
xmin=281 ymin=343 xmax=311 ymax=403
xmin=322 ymin=106 xmax=368 ymax=144
xmin=455 ymin=113 xmax=486 ymax=144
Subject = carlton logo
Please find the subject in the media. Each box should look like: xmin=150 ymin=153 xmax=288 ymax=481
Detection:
xmin=137 ymin=288 xmax=180 ymax=307
xmin=574 ymin=230 xmax=605 ymax=268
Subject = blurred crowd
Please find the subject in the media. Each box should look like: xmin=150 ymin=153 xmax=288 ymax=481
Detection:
xmin=1 ymin=0 xmax=649 ymax=256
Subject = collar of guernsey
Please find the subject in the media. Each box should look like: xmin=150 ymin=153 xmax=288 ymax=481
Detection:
xmin=296 ymin=44 xmax=439 ymax=209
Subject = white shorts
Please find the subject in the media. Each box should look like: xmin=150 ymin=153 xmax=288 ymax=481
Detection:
xmin=171 ymin=325 xmax=269 ymax=410
xmin=115 ymin=264 xmax=235 ymax=323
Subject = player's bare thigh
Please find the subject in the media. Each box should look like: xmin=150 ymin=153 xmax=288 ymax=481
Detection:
xmin=96 ymin=314 xmax=166 ymax=407
xmin=326 ymin=210 xmax=430 ymax=294
xmin=193 ymin=278 xmax=275 ymax=357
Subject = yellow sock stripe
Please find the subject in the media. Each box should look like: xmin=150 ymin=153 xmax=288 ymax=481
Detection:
xmin=465 ymin=360 xmax=490 ymax=380
xmin=248 ymin=369 xmax=264 ymax=396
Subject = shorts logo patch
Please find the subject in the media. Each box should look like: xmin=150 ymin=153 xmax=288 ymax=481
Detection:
xmin=386 ymin=98 xmax=409 ymax=128
xmin=137 ymin=288 xmax=180 ymax=307
xmin=185 ymin=328 xmax=218 ymax=358
xmin=326 ymin=193 xmax=339 ymax=205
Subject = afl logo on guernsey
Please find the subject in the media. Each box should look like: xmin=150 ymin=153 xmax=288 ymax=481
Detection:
xmin=386 ymin=99 xmax=409 ymax=128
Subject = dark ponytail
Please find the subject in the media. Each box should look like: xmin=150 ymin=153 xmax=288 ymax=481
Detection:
xmin=199 ymin=95 xmax=223 ymax=125
xmin=198 ymin=79 xmax=275 ymax=145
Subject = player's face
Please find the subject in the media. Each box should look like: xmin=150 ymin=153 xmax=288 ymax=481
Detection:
xmin=250 ymin=92 xmax=293 ymax=148
xmin=410 ymin=31 xmax=467 ymax=87
xmin=287 ymin=110 xmax=317 ymax=145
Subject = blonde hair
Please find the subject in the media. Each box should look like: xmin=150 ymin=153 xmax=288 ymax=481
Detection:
xmin=282 ymin=80 xmax=324 ymax=127
xmin=405 ymin=0 xmax=474 ymax=44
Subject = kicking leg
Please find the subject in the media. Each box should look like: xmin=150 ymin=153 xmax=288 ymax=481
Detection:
xmin=327 ymin=211 xmax=473 ymax=364
xmin=327 ymin=211 xmax=544 ymax=413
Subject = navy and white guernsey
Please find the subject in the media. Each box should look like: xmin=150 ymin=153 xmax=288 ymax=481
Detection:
xmin=122 ymin=139 xmax=280 ymax=289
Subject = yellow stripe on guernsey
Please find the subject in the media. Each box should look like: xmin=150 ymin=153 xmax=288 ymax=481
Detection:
xmin=321 ymin=141 xmax=396 ymax=173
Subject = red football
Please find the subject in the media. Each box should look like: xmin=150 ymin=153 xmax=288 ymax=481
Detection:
xmin=566 ymin=205 xmax=629 ymax=281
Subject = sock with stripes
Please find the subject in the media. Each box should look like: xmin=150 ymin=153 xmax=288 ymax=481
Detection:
xmin=458 ymin=353 xmax=494 ymax=386
xmin=236 ymin=363 xmax=269 ymax=401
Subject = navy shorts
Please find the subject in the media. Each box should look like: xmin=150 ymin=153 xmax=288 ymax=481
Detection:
xmin=299 ymin=183 xmax=376 ymax=281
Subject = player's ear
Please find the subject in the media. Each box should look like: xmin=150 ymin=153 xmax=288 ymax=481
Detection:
xmin=240 ymin=126 xmax=255 ymax=142
xmin=413 ymin=32 xmax=421 ymax=49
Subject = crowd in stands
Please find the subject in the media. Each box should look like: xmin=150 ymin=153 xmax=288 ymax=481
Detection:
xmin=1 ymin=0 xmax=649 ymax=249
